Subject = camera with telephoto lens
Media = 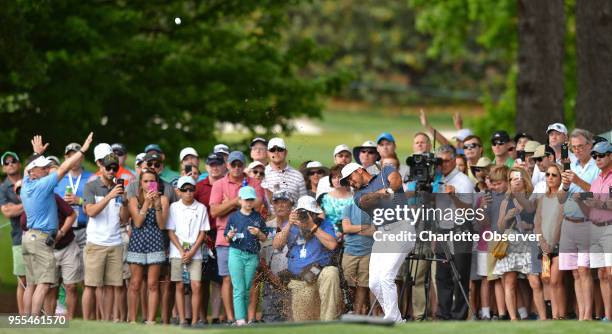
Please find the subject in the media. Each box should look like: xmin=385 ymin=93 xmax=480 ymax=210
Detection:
xmin=406 ymin=153 xmax=442 ymax=192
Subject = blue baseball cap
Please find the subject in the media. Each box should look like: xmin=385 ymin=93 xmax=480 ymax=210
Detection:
xmin=376 ymin=132 xmax=395 ymax=144
xmin=228 ymin=151 xmax=245 ymax=164
xmin=592 ymin=140 xmax=612 ymax=154
xmin=144 ymin=144 xmax=163 ymax=154
xmin=238 ymin=186 xmax=257 ymax=200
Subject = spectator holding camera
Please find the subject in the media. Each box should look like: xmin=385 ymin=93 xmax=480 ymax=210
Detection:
xmin=272 ymin=195 xmax=341 ymax=321
xmin=20 ymin=133 xmax=93 ymax=316
xmin=82 ymin=150 xmax=130 ymax=321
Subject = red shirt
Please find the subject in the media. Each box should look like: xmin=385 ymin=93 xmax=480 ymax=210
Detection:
xmin=209 ymin=174 xmax=265 ymax=247
xmin=20 ymin=194 xmax=75 ymax=250
xmin=195 ymin=177 xmax=215 ymax=230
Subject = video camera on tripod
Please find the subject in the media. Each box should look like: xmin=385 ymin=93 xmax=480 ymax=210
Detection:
xmin=406 ymin=153 xmax=442 ymax=192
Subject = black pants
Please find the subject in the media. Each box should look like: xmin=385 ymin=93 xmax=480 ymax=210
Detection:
xmin=435 ymin=238 xmax=472 ymax=320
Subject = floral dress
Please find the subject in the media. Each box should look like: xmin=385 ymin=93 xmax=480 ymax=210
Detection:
xmin=320 ymin=194 xmax=353 ymax=233
xmin=127 ymin=207 xmax=166 ymax=265
xmin=493 ymin=198 xmax=534 ymax=275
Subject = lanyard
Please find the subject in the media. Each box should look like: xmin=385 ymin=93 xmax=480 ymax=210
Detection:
xmin=68 ymin=173 xmax=82 ymax=194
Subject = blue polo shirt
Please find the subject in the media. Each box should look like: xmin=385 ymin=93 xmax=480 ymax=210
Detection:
xmin=354 ymin=165 xmax=405 ymax=225
xmin=342 ymin=204 xmax=374 ymax=256
xmin=54 ymin=169 xmax=93 ymax=227
xmin=224 ymin=210 xmax=267 ymax=254
xmin=286 ymin=219 xmax=335 ymax=275
xmin=21 ymin=171 xmax=60 ymax=234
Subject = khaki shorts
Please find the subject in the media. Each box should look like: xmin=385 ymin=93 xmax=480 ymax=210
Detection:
xmin=170 ymin=258 xmax=202 ymax=282
xmin=12 ymin=245 xmax=26 ymax=277
xmin=54 ymin=241 xmax=83 ymax=284
xmin=342 ymin=254 xmax=370 ymax=287
xmin=84 ymin=243 xmax=124 ymax=287
xmin=22 ymin=230 xmax=57 ymax=285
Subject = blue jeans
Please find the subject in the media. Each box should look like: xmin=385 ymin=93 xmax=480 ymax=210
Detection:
xmin=228 ymin=247 xmax=259 ymax=321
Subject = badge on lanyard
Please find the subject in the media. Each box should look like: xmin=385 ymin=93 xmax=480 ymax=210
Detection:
xmin=299 ymin=246 xmax=307 ymax=259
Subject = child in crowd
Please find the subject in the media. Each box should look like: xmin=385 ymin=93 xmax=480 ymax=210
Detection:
xmin=224 ymin=186 xmax=267 ymax=326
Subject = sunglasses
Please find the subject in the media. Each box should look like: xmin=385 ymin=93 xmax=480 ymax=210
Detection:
xmin=113 ymin=151 xmax=125 ymax=157
xmin=591 ymin=152 xmax=608 ymax=159
xmin=360 ymin=150 xmax=377 ymax=155
xmin=179 ymin=188 xmax=195 ymax=193
xmin=230 ymin=162 xmax=244 ymax=168
xmin=252 ymin=170 xmax=265 ymax=176
xmin=3 ymin=159 xmax=18 ymax=166
xmin=464 ymin=143 xmax=481 ymax=150
xmin=492 ymin=141 xmax=506 ymax=147
xmin=105 ymin=164 xmax=119 ymax=172
xmin=269 ymin=147 xmax=286 ymax=153
xmin=545 ymin=172 xmax=559 ymax=178
xmin=147 ymin=161 xmax=162 ymax=168
xmin=471 ymin=167 xmax=483 ymax=173
xmin=309 ymin=170 xmax=325 ymax=176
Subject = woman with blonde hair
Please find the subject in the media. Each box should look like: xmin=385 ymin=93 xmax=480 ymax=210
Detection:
xmin=493 ymin=167 xmax=546 ymax=320
xmin=534 ymin=163 xmax=565 ymax=319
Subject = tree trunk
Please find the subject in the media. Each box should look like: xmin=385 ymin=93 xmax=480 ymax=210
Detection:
xmin=516 ymin=0 xmax=566 ymax=143
xmin=576 ymin=0 xmax=612 ymax=134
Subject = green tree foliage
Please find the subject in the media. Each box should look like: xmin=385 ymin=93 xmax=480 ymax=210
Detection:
xmin=284 ymin=0 xmax=508 ymax=104
xmin=408 ymin=0 xmax=578 ymax=139
xmin=0 ymin=0 xmax=347 ymax=165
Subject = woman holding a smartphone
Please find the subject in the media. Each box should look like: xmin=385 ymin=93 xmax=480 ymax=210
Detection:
xmin=126 ymin=169 xmax=170 ymax=324
xmin=493 ymin=167 xmax=547 ymax=320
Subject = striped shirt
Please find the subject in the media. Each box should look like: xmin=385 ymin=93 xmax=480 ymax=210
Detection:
xmin=262 ymin=164 xmax=307 ymax=203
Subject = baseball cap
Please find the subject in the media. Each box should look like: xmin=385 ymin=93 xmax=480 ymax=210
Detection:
xmin=474 ymin=157 xmax=493 ymax=168
xmin=47 ymin=156 xmax=61 ymax=166
xmin=94 ymin=143 xmax=113 ymax=161
xmin=339 ymin=162 xmax=363 ymax=187
xmin=64 ymin=143 xmax=82 ymax=155
xmin=376 ymin=132 xmax=395 ymax=144
xmin=102 ymin=153 xmax=119 ymax=167
xmin=214 ymin=144 xmax=230 ymax=155
xmin=144 ymin=151 xmax=162 ymax=162
xmin=272 ymin=190 xmax=293 ymax=203
xmin=25 ymin=155 xmax=52 ymax=173
xmin=513 ymin=132 xmax=533 ymax=143
xmin=179 ymin=147 xmax=199 ymax=161
xmin=1 ymin=151 xmax=19 ymax=164
xmin=248 ymin=161 xmax=265 ymax=170
xmin=524 ymin=141 xmax=541 ymax=154
xmin=177 ymin=175 xmax=196 ymax=189
xmin=333 ymin=144 xmax=351 ymax=157
xmin=453 ymin=129 xmax=474 ymax=142
xmin=315 ymin=176 xmax=332 ymax=202
xmin=546 ymin=123 xmax=568 ymax=135
xmin=491 ymin=131 xmax=511 ymax=144
xmin=227 ymin=151 xmax=245 ymax=164
xmin=144 ymin=144 xmax=163 ymax=154
xmin=267 ymin=137 xmax=286 ymax=150
xmin=135 ymin=153 xmax=146 ymax=167
xmin=250 ymin=137 xmax=267 ymax=147
xmin=532 ymin=144 xmax=555 ymax=159
xmin=111 ymin=143 xmax=127 ymax=155
xmin=206 ymin=153 xmax=225 ymax=166
xmin=295 ymin=196 xmax=323 ymax=214
xmin=592 ymin=141 xmax=612 ymax=154
xmin=238 ymin=186 xmax=257 ymax=200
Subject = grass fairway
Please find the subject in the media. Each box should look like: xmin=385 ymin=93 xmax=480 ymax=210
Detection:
xmin=2 ymin=319 xmax=610 ymax=334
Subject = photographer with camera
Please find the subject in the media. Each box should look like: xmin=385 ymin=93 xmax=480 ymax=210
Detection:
xmin=272 ymin=195 xmax=340 ymax=321
xmin=339 ymin=161 xmax=412 ymax=322
xmin=20 ymin=133 xmax=93 ymax=316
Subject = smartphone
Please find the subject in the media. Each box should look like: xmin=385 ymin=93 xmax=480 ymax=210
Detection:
xmin=185 ymin=165 xmax=193 ymax=174
xmin=561 ymin=143 xmax=570 ymax=170
xmin=148 ymin=181 xmax=158 ymax=192
xmin=517 ymin=150 xmax=525 ymax=162
xmin=116 ymin=178 xmax=125 ymax=187
xmin=579 ymin=192 xmax=594 ymax=200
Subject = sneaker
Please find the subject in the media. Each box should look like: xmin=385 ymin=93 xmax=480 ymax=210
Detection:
xmin=500 ymin=314 xmax=510 ymax=321
xmin=192 ymin=321 xmax=206 ymax=328
xmin=170 ymin=317 xmax=179 ymax=325
xmin=180 ymin=322 xmax=190 ymax=328
xmin=601 ymin=317 xmax=609 ymax=322
xmin=211 ymin=318 xmax=221 ymax=324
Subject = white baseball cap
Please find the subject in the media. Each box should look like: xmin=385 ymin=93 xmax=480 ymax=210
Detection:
xmin=339 ymin=162 xmax=363 ymax=186
xmin=176 ymin=175 xmax=196 ymax=189
xmin=546 ymin=123 xmax=568 ymax=135
xmin=135 ymin=153 xmax=146 ymax=167
xmin=94 ymin=143 xmax=113 ymax=161
xmin=295 ymin=195 xmax=323 ymax=214
xmin=247 ymin=161 xmax=265 ymax=170
xmin=315 ymin=176 xmax=332 ymax=201
xmin=453 ymin=128 xmax=473 ymax=141
xmin=267 ymin=137 xmax=286 ymax=150
xmin=179 ymin=147 xmax=199 ymax=161
xmin=213 ymin=144 xmax=229 ymax=155
xmin=25 ymin=156 xmax=52 ymax=173
xmin=333 ymin=144 xmax=351 ymax=157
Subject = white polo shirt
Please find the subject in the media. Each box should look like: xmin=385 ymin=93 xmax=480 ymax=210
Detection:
xmin=436 ymin=168 xmax=474 ymax=230
xmin=167 ymin=199 xmax=210 ymax=260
